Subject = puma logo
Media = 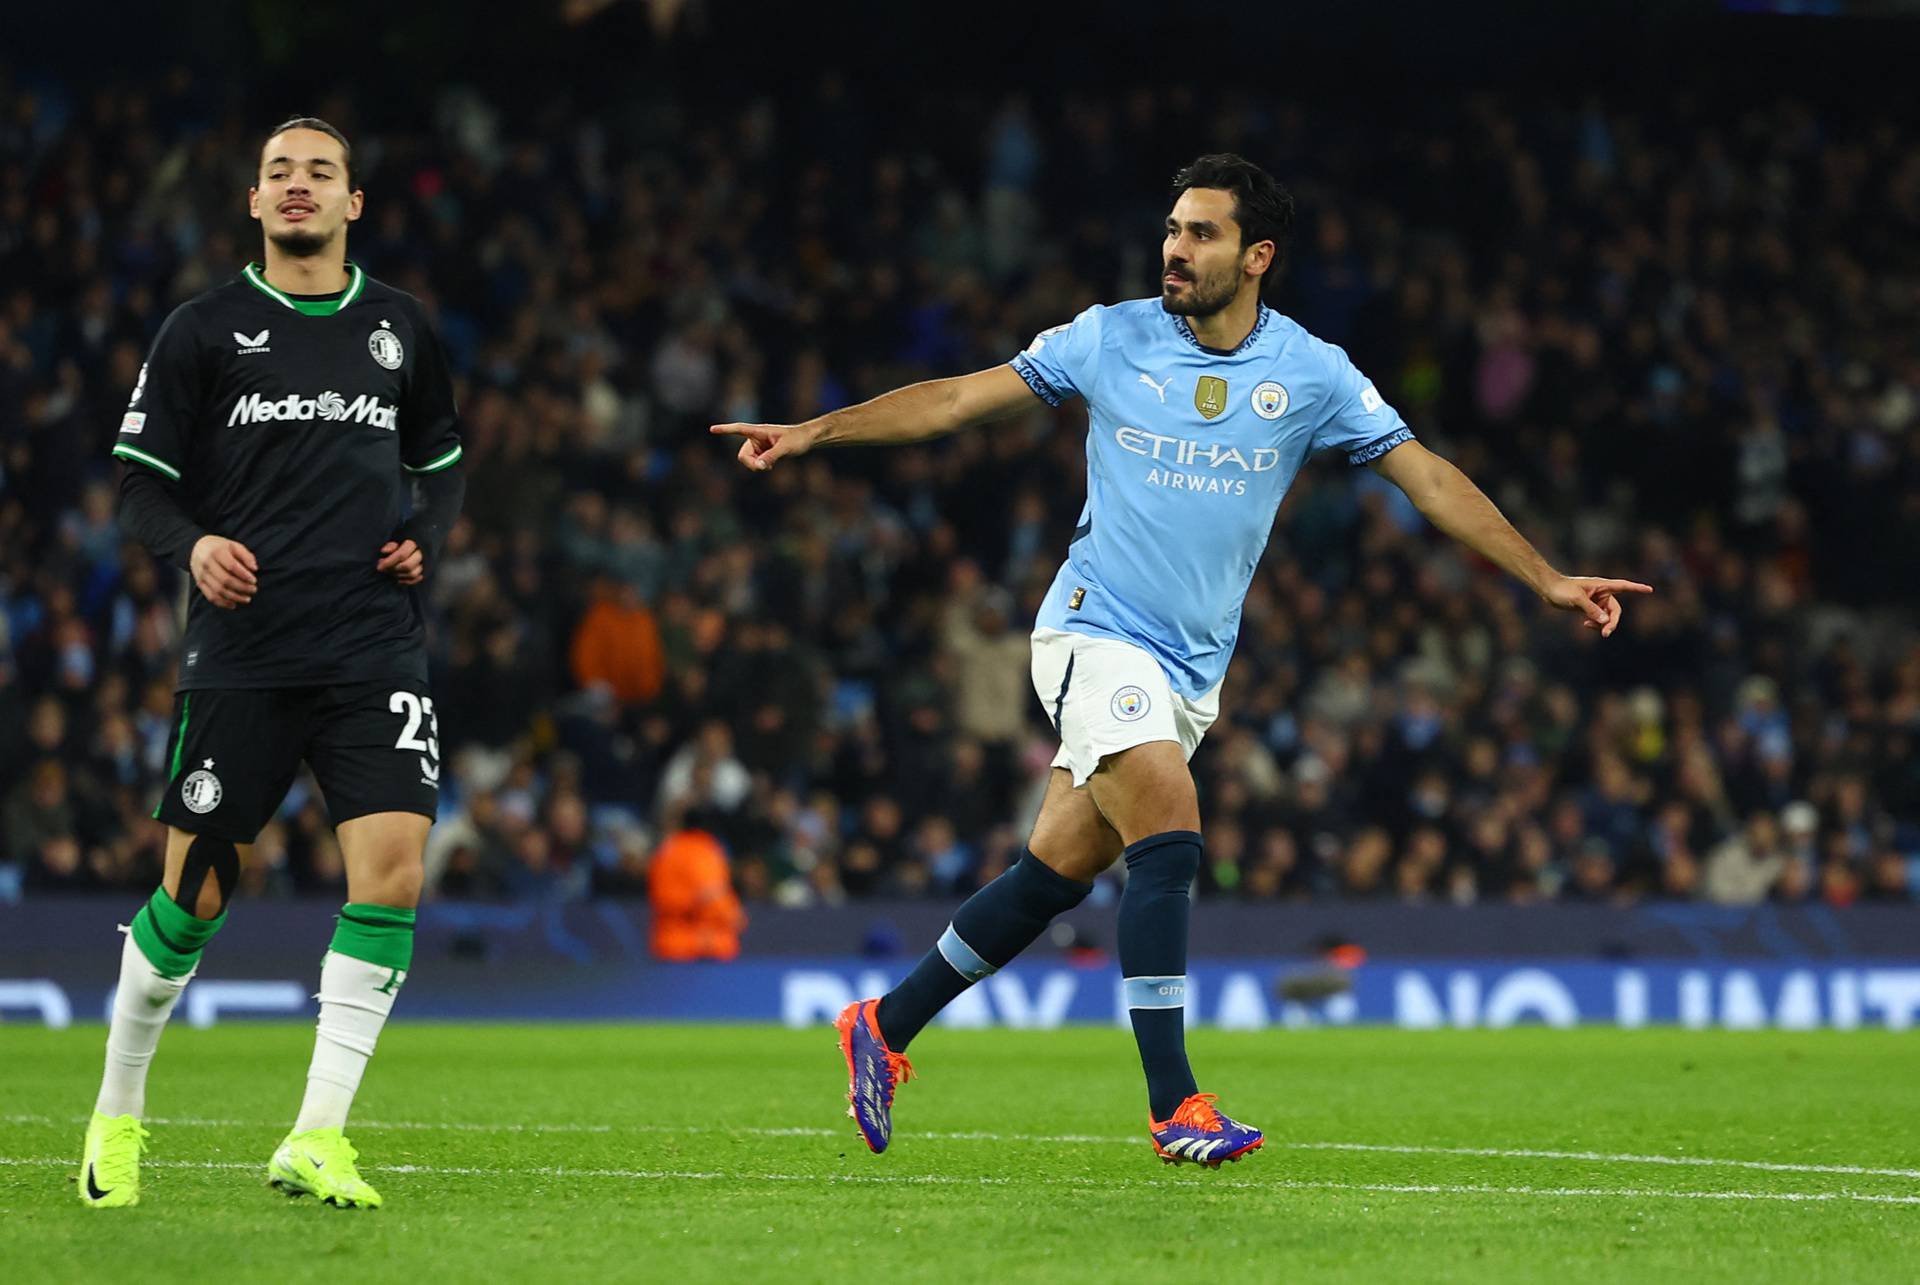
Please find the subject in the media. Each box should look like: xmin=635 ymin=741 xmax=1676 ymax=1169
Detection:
xmin=1138 ymin=372 xmax=1171 ymax=403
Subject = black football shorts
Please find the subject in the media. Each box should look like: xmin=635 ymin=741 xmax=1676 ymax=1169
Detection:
xmin=152 ymin=680 xmax=442 ymax=841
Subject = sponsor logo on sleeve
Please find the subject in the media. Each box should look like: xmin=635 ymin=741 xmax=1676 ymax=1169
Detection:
xmin=1025 ymin=323 xmax=1069 ymax=355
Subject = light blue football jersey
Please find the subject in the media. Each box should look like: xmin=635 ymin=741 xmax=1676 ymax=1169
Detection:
xmin=1010 ymin=299 xmax=1412 ymax=699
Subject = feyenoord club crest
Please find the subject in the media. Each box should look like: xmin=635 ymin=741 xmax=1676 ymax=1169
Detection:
xmin=1194 ymin=376 xmax=1228 ymax=420
xmin=181 ymin=760 xmax=223 ymax=814
xmin=368 ymin=324 xmax=404 ymax=370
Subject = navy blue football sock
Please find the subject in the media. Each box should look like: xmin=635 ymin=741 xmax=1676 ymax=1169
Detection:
xmin=875 ymin=850 xmax=1092 ymax=1050
xmin=1119 ymin=830 xmax=1203 ymax=1120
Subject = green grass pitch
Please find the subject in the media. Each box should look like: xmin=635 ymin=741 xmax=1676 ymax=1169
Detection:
xmin=3 ymin=1024 xmax=1918 ymax=1282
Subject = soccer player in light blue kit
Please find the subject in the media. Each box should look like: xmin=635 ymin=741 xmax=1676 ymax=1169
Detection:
xmin=714 ymin=154 xmax=1650 ymax=1166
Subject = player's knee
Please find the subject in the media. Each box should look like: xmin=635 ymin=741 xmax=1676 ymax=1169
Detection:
xmin=357 ymin=853 xmax=423 ymax=908
xmin=174 ymin=834 xmax=240 ymax=919
xmin=1028 ymin=778 xmax=1123 ymax=881
xmin=388 ymin=862 xmax=424 ymax=907
xmin=1124 ymin=830 xmax=1201 ymax=889
xmin=1030 ymin=838 xmax=1119 ymax=884
xmin=1093 ymin=744 xmax=1200 ymax=841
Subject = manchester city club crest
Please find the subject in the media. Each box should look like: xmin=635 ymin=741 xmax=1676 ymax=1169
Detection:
xmin=368 ymin=324 xmax=405 ymax=370
xmin=181 ymin=759 xmax=223 ymax=815
xmin=1194 ymin=376 xmax=1228 ymax=420
xmin=1111 ymin=686 xmax=1151 ymax=722
xmin=1251 ymin=381 xmax=1290 ymax=420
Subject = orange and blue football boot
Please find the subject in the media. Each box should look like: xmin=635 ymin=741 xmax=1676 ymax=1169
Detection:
xmin=1149 ymin=1093 xmax=1264 ymax=1167
xmin=835 ymin=998 xmax=914 ymax=1154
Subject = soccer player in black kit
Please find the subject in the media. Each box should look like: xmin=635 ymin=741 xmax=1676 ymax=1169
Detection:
xmin=79 ymin=118 xmax=465 ymax=1210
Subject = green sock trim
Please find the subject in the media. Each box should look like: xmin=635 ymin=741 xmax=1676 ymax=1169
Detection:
xmin=328 ymin=903 xmax=416 ymax=972
xmin=129 ymin=888 xmax=225 ymax=979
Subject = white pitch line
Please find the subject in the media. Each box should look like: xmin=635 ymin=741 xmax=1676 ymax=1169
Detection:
xmin=1284 ymin=1142 xmax=1920 ymax=1182
xmin=1 ymin=1155 xmax=1916 ymax=1207
xmin=7 ymin=1114 xmax=1918 ymax=1181
xmin=1 ymin=1113 xmax=614 ymax=1134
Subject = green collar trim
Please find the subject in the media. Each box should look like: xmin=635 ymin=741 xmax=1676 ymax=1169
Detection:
xmin=243 ymin=261 xmax=365 ymax=315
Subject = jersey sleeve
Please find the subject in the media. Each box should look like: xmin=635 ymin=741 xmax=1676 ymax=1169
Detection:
xmin=399 ymin=304 xmax=463 ymax=475
xmin=1008 ymin=305 xmax=1106 ymax=406
xmin=1310 ymin=341 xmax=1413 ymax=466
xmin=111 ymin=305 xmax=204 ymax=482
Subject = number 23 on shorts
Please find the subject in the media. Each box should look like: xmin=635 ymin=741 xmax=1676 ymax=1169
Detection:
xmin=389 ymin=690 xmax=440 ymax=780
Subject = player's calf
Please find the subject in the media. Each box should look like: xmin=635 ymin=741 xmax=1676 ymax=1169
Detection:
xmin=843 ymin=846 xmax=1094 ymax=1155
xmin=293 ymin=902 xmax=414 ymax=1135
xmin=873 ymin=848 xmax=1094 ymax=1052
xmin=81 ymin=872 xmax=228 ymax=1205
xmin=102 ymin=888 xmax=221 ymax=1117
xmin=269 ymin=903 xmax=411 ymax=1208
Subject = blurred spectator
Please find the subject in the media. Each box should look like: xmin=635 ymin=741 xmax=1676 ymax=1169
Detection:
xmin=1704 ymin=813 xmax=1787 ymax=907
xmin=7 ymin=760 xmax=83 ymax=889
xmin=941 ymin=578 xmax=1030 ymax=748
xmin=655 ymin=720 xmax=751 ymax=824
xmin=648 ymin=827 xmax=747 ymax=960
xmin=569 ymin=578 xmax=665 ymax=707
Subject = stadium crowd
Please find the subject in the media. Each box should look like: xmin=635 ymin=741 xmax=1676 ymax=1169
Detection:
xmin=3 ymin=69 xmax=1919 ymax=911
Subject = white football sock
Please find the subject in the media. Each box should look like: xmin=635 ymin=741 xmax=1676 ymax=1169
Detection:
xmin=95 ymin=928 xmax=192 ymax=1118
xmin=294 ymin=951 xmax=404 ymax=1132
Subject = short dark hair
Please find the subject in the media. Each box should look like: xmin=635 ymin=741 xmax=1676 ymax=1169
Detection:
xmin=261 ymin=115 xmax=354 ymax=186
xmin=1170 ymin=153 xmax=1294 ymax=279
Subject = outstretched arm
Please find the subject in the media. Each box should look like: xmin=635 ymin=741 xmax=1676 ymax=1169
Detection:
xmin=1369 ymin=439 xmax=1651 ymax=636
xmin=711 ymin=364 xmax=1041 ymax=472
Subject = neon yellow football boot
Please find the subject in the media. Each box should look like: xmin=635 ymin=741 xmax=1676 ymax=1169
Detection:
xmin=268 ymin=1127 xmax=384 ymax=1209
xmin=79 ymin=1111 xmax=149 ymax=1208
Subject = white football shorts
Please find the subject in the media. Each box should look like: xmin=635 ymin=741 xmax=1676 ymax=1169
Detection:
xmin=1029 ymin=626 xmax=1221 ymax=788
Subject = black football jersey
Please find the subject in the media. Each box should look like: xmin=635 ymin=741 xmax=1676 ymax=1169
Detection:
xmin=112 ymin=263 xmax=463 ymax=690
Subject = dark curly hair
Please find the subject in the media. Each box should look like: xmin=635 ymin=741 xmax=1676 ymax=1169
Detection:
xmin=1170 ymin=153 xmax=1295 ymax=279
